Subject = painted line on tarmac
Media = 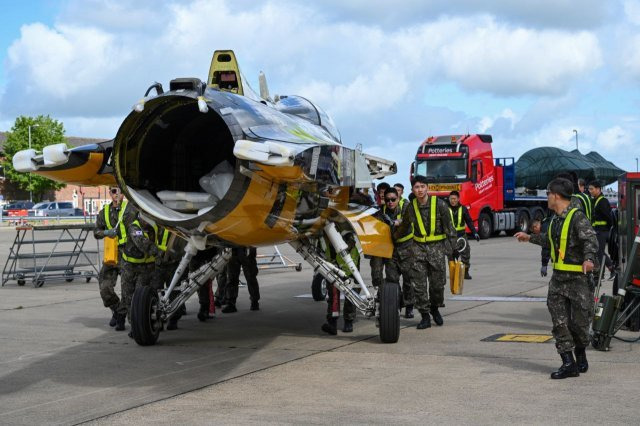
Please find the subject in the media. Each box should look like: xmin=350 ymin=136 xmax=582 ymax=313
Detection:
xmin=450 ymin=296 xmax=546 ymax=302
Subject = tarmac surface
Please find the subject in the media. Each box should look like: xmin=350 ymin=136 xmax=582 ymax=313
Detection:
xmin=0 ymin=228 xmax=639 ymax=425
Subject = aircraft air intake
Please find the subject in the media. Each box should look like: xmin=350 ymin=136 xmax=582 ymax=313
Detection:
xmin=114 ymin=93 xmax=246 ymax=228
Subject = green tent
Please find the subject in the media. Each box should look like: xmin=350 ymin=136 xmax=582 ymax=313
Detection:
xmin=515 ymin=147 xmax=624 ymax=189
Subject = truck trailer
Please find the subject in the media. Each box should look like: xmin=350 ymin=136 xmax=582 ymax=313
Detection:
xmin=410 ymin=134 xmax=622 ymax=239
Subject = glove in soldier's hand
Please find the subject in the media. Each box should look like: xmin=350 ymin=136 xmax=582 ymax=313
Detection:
xmin=474 ymin=233 xmax=480 ymax=242
xmin=452 ymin=249 xmax=459 ymax=260
xmin=540 ymin=266 xmax=547 ymax=277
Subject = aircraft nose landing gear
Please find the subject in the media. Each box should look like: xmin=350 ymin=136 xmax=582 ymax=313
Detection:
xmin=131 ymin=285 xmax=163 ymax=346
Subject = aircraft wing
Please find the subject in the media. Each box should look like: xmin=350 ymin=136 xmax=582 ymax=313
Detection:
xmin=12 ymin=140 xmax=116 ymax=186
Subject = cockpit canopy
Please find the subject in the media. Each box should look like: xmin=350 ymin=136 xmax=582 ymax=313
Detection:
xmin=274 ymin=95 xmax=341 ymax=143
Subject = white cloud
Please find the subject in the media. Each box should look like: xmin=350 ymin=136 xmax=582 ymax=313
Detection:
xmin=6 ymin=23 xmax=131 ymax=99
xmin=619 ymin=34 xmax=640 ymax=80
xmin=596 ymin=125 xmax=633 ymax=150
xmin=438 ymin=20 xmax=602 ymax=96
xmin=478 ymin=108 xmax=517 ymax=133
xmin=624 ymin=0 xmax=640 ymax=25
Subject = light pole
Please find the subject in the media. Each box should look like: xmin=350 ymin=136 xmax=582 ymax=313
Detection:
xmin=573 ymin=129 xmax=578 ymax=151
xmin=27 ymin=124 xmax=39 ymax=202
xmin=636 ymin=157 xmax=638 ymax=172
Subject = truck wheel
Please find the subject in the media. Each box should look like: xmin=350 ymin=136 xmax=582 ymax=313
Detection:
xmin=379 ymin=281 xmax=400 ymax=343
xmin=477 ymin=212 xmax=492 ymax=240
xmin=131 ymin=285 xmax=162 ymax=346
xmin=531 ymin=207 xmax=545 ymax=223
xmin=508 ymin=209 xmax=530 ymax=235
xmin=311 ymin=273 xmax=327 ymax=301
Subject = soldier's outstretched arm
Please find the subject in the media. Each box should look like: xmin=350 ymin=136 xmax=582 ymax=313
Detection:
xmin=529 ymin=231 xmax=549 ymax=248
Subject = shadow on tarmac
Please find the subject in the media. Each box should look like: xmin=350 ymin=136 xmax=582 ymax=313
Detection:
xmin=0 ymin=298 xmax=376 ymax=424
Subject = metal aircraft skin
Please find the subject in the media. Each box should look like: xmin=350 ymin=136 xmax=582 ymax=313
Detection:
xmin=13 ymin=50 xmax=401 ymax=345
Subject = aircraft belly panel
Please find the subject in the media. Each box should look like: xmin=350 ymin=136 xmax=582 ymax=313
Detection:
xmin=204 ymin=176 xmax=299 ymax=246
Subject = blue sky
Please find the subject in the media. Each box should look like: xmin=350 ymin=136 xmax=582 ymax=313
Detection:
xmin=1 ymin=0 xmax=639 ymax=188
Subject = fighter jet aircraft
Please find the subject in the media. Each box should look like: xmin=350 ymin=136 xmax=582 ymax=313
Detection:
xmin=12 ymin=50 xmax=398 ymax=345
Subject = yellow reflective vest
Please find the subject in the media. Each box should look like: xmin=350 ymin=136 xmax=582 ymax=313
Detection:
xmin=413 ymin=197 xmax=446 ymax=243
xmin=548 ymin=208 xmax=583 ymax=273
xmin=104 ymin=200 xmax=129 ymax=245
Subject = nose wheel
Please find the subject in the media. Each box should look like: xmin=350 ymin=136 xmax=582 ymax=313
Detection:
xmin=379 ymin=281 xmax=400 ymax=343
xmin=131 ymin=285 xmax=163 ymax=346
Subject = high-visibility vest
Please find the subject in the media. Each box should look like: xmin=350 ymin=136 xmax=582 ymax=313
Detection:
xmin=591 ymin=195 xmax=607 ymax=227
xmin=104 ymin=200 xmax=128 ymax=245
xmin=572 ymin=193 xmax=591 ymax=222
xmin=548 ymin=208 xmax=583 ymax=273
xmin=413 ymin=197 xmax=446 ymax=243
xmin=383 ymin=199 xmax=414 ymax=243
xmin=122 ymin=219 xmax=156 ymax=264
xmin=154 ymin=225 xmax=169 ymax=252
xmin=324 ymin=243 xmax=360 ymax=277
xmin=448 ymin=206 xmax=466 ymax=232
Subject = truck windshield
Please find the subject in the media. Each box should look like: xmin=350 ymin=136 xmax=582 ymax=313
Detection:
xmin=416 ymin=159 xmax=467 ymax=181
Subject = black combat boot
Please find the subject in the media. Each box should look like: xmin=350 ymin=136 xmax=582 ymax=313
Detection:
xmin=430 ymin=308 xmax=443 ymax=326
xmin=114 ymin=313 xmax=126 ymax=331
xmin=464 ymin=268 xmax=472 ymax=280
xmin=109 ymin=308 xmax=117 ymax=327
xmin=221 ymin=303 xmax=238 ymax=314
xmin=417 ymin=313 xmax=431 ymax=329
xmin=574 ymin=346 xmax=589 ymax=373
xmin=197 ymin=304 xmax=213 ymax=321
xmin=405 ymin=305 xmax=414 ymax=319
xmin=342 ymin=319 xmax=353 ymax=333
xmin=250 ymin=301 xmax=260 ymax=311
xmin=322 ymin=317 xmax=338 ymax=335
xmin=551 ymin=351 xmax=580 ymax=379
xmin=166 ymin=317 xmax=179 ymax=330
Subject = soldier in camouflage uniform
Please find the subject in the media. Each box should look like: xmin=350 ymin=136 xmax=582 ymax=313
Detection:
xmin=93 ymin=187 xmax=132 ymax=328
xmin=515 ymin=177 xmax=598 ymax=379
xmin=394 ymin=175 xmax=457 ymax=329
xmin=447 ymin=191 xmax=480 ymax=280
xmin=369 ymin=182 xmax=391 ymax=290
xmin=321 ymin=232 xmax=361 ymax=334
xmin=117 ymin=213 xmax=162 ymax=333
xmin=381 ymin=187 xmax=415 ymax=318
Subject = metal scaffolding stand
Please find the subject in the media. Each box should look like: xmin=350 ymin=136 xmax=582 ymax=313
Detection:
xmin=256 ymin=246 xmax=302 ymax=272
xmin=2 ymin=224 xmax=100 ymax=288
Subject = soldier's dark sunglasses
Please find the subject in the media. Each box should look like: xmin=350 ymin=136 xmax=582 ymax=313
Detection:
xmin=385 ymin=198 xmax=398 ymax=202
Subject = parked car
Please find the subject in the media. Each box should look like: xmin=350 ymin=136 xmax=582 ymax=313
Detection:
xmin=1 ymin=201 xmax=34 ymax=216
xmin=28 ymin=201 xmax=76 ymax=217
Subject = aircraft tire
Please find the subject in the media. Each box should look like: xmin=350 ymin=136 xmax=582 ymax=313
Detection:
xmin=131 ymin=285 xmax=161 ymax=346
xmin=379 ymin=280 xmax=400 ymax=343
xmin=311 ymin=273 xmax=327 ymax=301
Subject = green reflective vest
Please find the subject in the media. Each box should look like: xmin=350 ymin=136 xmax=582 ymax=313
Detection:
xmin=383 ymin=199 xmax=413 ymax=243
xmin=413 ymin=197 xmax=446 ymax=243
xmin=591 ymin=195 xmax=607 ymax=227
xmin=324 ymin=244 xmax=360 ymax=277
xmin=104 ymin=200 xmax=128 ymax=245
xmin=548 ymin=208 xmax=583 ymax=273
xmin=122 ymin=219 xmax=156 ymax=264
xmin=154 ymin=225 xmax=169 ymax=252
xmin=448 ymin=206 xmax=466 ymax=232
xmin=573 ymin=193 xmax=591 ymax=222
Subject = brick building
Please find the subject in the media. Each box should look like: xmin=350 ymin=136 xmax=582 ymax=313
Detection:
xmin=0 ymin=131 xmax=112 ymax=213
